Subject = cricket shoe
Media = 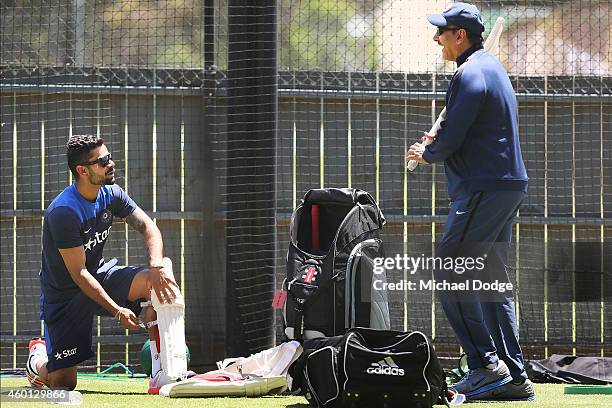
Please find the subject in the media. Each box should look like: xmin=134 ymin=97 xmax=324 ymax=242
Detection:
xmin=26 ymin=338 xmax=47 ymax=388
xmin=148 ymin=370 xmax=196 ymax=394
xmin=473 ymin=378 xmax=536 ymax=401
xmin=450 ymin=359 xmax=512 ymax=400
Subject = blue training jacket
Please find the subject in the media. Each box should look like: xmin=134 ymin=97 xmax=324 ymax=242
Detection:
xmin=422 ymin=43 xmax=528 ymax=201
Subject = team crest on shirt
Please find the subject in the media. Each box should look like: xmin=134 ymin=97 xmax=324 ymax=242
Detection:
xmin=101 ymin=209 xmax=112 ymax=223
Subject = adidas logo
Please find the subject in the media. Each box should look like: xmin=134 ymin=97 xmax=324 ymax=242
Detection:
xmin=366 ymin=356 xmax=405 ymax=376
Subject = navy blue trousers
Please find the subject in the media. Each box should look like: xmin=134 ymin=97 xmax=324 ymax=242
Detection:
xmin=436 ymin=190 xmax=527 ymax=381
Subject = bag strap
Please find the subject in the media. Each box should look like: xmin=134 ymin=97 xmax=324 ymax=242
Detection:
xmin=294 ymin=307 xmax=305 ymax=341
xmin=288 ymin=277 xmax=336 ymax=341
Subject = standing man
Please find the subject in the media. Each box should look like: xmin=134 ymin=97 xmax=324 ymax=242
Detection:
xmin=26 ymin=134 xmax=187 ymax=394
xmin=406 ymin=3 xmax=534 ymax=402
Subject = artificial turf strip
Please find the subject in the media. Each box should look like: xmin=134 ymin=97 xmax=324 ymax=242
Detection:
xmin=564 ymin=385 xmax=612 ymax=395
xmin=1 ymin=378 xmax=611 ymax=408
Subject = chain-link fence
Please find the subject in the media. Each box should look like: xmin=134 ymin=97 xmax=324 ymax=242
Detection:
xmin=1 ymin=0 xmax=610 ymax=374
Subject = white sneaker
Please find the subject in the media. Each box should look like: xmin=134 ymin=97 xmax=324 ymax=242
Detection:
xmin=148 ymin=370 xmax=173 ymax=394
xmin=26 ymin=338 xmax=47 ymax=388
xmin=148 ymin=370 xmax=196 ymax=394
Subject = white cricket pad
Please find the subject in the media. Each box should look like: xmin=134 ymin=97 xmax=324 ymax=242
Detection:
xmin=159 ymin=341 xmax=303 ymax=398
xmin=216 ymin=340 xmax=302 ymax=378
xmin=151 ymin=258 xmax=188 ymax=379
xmin=159 ymin=374 xmax=287 ymax=398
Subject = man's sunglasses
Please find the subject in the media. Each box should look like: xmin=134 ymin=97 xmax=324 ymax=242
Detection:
xmin=80 ymin=153 xmax=112 ymax=167
xmin=437 ymin=26 xmax=460 ymax=35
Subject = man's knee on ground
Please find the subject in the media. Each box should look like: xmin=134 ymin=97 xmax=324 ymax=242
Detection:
xmin=59 ymin=381 xmax=76 ymax=391
xmin=49 ymin=379 xmax=77 ymax=390
xmin=48 ymin=369 xmax=77 ymax=390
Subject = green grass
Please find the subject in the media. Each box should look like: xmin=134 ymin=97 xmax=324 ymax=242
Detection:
xmin=1 ymin=377 xmax=611 ymax=407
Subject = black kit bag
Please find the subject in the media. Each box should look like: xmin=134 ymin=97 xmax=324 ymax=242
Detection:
xmin=282 ymin=188 xmax=390 ymax=340
xmin=527 ymin=355 xmax=612 ymax=384
xmin=298 ymin=328 xmax=448 ymax=408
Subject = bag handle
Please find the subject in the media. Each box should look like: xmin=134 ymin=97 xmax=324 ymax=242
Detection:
xmin=301 ymin=188 xmax=386 ymax=228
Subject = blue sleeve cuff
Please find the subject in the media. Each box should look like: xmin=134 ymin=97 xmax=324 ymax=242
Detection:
xmin=422 ymin=149 xmax=433 ymax=164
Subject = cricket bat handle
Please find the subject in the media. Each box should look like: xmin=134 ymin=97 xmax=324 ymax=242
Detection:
xmin=407 ymin=108 xmax=446 ymax=171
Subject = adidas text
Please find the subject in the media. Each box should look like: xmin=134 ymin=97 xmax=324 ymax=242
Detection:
xmin=366 ymin=366 xmax=405 ymax=376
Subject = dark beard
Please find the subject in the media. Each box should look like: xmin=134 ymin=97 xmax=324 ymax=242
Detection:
xmin=87 ymin=171 xmax=114 ymax=186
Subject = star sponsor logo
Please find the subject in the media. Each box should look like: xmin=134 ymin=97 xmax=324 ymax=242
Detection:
xmin=54 ymin=347 xmax=77 ymax=360
xmin=84 ymin=226 xmax=112 ymax=251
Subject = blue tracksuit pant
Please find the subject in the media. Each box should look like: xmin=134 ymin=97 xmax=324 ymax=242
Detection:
xmin=436 ymin=190 xmax=528 ymax=381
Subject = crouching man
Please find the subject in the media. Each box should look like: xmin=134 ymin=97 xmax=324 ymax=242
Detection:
xmin=26 ymin=134 xmax=189 ymax=394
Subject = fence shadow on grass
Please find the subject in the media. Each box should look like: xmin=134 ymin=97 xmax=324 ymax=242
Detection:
xmin=78 ymin=389 xmax=146 ymax=396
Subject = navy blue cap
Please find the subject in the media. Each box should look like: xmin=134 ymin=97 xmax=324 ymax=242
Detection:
xmin=427 ymin=2 xmax=485 ymax=35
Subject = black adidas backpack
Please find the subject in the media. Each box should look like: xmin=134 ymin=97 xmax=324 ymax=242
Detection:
xmin=282 ymin=188 xmax=390 ymax=340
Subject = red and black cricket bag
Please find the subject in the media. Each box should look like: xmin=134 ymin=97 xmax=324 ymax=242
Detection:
xmin=282 ymin=188 xmax=390 ymax=340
